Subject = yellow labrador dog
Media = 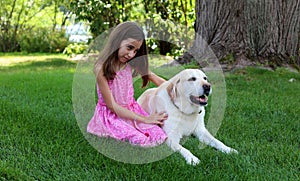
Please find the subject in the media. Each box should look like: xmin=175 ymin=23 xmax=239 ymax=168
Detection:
xmin=137 ymin=69 xmax=237 ymax=165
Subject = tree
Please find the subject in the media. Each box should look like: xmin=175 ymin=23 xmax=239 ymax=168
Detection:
xmin=0 ymin=0 xmax=24 ymax=52
xmin=179 ymin=0 xmax=300 ymax=68
xmin=143 ymin=0 xmax=195 ymax=55
xmin=68 ymin=0 xmax=135 ymax=36
xmin=68 ymin=0 xmax=196 ymax=56
xmin=0 ymin=0 xmax=70 ymax=52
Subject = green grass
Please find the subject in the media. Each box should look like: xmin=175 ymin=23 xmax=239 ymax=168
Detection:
xmin=1 ymin=54 xmax=299 ymax=180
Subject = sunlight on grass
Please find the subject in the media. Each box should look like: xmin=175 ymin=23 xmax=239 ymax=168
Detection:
xmin=0 ymin=53 xmax=172 ymax=68
xmin=0 ymin=53 xmax=71 ymax=66
xmin=148 ymin=54 xmax=174 ymax=67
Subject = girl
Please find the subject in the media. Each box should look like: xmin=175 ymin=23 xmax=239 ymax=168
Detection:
xmin=87 ymin=22 xmax=168 ymax=147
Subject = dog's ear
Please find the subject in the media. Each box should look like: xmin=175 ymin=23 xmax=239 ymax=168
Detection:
xmin=166 ymin=83 xmax=174 ymax=101
xmin=166 ymin=79 xmax=180 ymax=101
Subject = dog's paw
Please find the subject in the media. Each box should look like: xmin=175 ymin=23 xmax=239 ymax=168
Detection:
xmin=221 ymin=147 xmax=238 ymax=154
xmin=186 ymin=155 xmax=200 ymax=166
xmin=230 ymin=148 xmax=238 ymax=154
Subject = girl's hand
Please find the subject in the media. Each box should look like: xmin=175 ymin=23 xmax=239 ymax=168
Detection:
xmin=144 ymin=112 xmax=168 ymax=125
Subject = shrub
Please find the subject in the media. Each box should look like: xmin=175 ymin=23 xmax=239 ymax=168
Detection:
xmin=49 ymin=31 xmax=70 ymax=53
xmin=19 ymin=28 xmax=69 ymax=53
xmin=63 ymin=43 xmax=88 ymax=57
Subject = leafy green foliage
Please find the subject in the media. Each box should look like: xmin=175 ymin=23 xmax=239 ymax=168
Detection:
xmin=69 ymin=0 xmax=139 ymax=35
xmin=0 ymin=0 xmax=70 ymax=52
xmin=68 ymin=0 xmax=196 ymax=57
xmin=1 ymin=0 xmax=196 ymax=55
xmin=63 ymin=43 xmax=88 ymax=57
xmin=19 ymin=28 xmax=69 ymax=53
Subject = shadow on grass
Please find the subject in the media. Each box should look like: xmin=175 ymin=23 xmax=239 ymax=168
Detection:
xmin=0 ymin=58 xmax=77 ymax=71
xmin=85 ymin=134 xmax=174 ymax=164
xmin=0 ymin=162 xmax=30 ymax=180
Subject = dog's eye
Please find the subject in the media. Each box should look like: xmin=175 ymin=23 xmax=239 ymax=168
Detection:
xmin=188 ymin=77 xmax=197 ymax=81
xmin=203 ymin=77 xmax=208 ymax=81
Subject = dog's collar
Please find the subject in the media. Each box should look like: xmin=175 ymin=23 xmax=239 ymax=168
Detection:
xmin=166 ymin=83 xmax=202 ymax=115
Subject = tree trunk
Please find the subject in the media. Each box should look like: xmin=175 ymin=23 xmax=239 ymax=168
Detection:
xmin=179 ymin=0 xmax=300 ymax=68
xmin=52 ymin=0 xmax=58 ymax=31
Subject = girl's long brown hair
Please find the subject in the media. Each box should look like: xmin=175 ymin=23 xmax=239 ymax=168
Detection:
xmin=94 ymin=22 xmax=149 ymax=88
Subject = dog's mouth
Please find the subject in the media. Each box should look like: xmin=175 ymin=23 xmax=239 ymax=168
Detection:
xmin=190 ymin=95 xmax=208 ymax=106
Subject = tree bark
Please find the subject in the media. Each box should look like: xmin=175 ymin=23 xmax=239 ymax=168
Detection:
xmin=179 ymin=0 xmax=300 ymax=67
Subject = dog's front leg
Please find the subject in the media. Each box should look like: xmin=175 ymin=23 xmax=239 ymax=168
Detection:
xmin=194 ymin=126 xmax=238 ymax=154
xmin=166 ymin=136 xmax=200 ymax=165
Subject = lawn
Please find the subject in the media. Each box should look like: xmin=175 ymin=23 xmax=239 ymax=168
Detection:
xmin=0 ymin=54 xmax=299 ymax=180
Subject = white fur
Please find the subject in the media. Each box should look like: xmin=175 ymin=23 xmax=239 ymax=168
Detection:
xmin=137 ymin=69 xmax=238 ymax=165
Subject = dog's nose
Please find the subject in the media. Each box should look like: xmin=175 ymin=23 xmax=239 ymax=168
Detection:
xmin=203 ymin=84 xmax=211 ymax=91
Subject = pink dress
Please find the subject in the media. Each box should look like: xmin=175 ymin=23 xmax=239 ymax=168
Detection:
xmin=87 ymin=64 xmax=167 ymax=147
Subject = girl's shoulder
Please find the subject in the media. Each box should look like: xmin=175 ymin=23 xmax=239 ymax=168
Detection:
xmin=95 ymin=62 xmax=105 ymax=79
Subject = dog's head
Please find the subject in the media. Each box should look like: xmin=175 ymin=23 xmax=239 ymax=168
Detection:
xmin=167 ymin=69 xmax=211 ymax=114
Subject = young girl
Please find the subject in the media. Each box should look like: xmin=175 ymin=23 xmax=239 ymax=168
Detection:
xmin=87 ymin=22 xmax=168 ymax=147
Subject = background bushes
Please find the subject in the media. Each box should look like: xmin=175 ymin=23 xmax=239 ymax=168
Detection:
xmin=19 ymin=28 xmax=69 ymax=53
xmin=63 ymin=43 xmax=88 ymax=57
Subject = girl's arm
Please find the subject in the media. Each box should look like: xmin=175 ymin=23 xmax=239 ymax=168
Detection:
xmin=97 ymin=68 xmax=167 ymax=125
xmin=148 ymin=71 xmax=166 ymax=86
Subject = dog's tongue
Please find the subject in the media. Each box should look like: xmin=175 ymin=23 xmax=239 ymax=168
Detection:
xmin=198 ymin=96 xmax=207 ymax=103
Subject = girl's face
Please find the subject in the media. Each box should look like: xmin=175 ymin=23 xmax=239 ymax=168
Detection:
xmin=118 ymin=38 xmax=143 ymax=63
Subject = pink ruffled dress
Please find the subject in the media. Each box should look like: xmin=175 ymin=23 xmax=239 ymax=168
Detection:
xmin=87 ymin=64 xmax=167 ymax=147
